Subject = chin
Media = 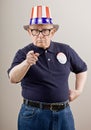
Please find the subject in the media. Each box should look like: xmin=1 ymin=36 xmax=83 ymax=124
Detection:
xmin=36 ymin=44 xmax=47 ymax=49
xmin=35 ymin=41 xmax=50 ymax=49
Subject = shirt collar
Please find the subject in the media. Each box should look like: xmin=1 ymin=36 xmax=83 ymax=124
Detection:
xmin=31 ymin=41 xmax=55 ymax=55
xmin=47 ymin=41 xmax=55 ymax=53
xmin=31 ymin=43 xmax=45 ymax=55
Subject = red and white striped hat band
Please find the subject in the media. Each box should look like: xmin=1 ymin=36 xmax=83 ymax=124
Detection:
xmin=30 ymin=5 xmax=53 ymax=25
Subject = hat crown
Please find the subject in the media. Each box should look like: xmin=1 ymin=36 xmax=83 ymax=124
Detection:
xmin=29 ymin=5 xmax=53 ymax=25
xmin=31 ymin=5 xmax=52 ymax=18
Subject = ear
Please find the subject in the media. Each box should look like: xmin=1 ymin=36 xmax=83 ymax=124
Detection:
xmin=51 ymin=28 xmax=56 ymax=37
xmin=27 ymin=29 xmax=31 ymax=36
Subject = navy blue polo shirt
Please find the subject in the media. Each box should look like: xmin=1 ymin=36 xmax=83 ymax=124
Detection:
xmin=8 ymin=41 xmax=87 ymax=103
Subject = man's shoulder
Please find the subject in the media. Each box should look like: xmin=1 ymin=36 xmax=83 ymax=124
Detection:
xmin=19 ymin=43 xmax=34 ymax=52
xmin=22 ymin=43 xmax=33 ymax=50
xmin=52 ymin=41 xmax=70 ymax=50
xmin=52 ymin=41 xmax=69 ymax=47
xmin=15 ymin=43 xmax=34 ymax=56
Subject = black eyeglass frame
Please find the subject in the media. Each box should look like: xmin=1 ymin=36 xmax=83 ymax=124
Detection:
xmin=30 ymin=28 xmax=54 ymax=36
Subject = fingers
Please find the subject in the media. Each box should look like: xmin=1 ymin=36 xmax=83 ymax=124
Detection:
xmin=35 ymin=52 xmax=40 ymax=57
xmin=69 ymin=89 xmax=81 ymax=102
xmin=26 ymin=50 xmax=39 ymax=66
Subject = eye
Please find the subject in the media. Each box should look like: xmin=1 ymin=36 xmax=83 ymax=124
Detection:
xmin=42 ymin=29 xmax=50 ymax=35
xmin=43 ymin=29 xmax=49 ymax=32
xmin=31 ymin=29 xmax=39 ymax=35
xmin=31 ymin=29 xmax=39 ymax=33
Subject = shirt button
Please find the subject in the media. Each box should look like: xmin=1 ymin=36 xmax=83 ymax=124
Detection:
xmin=48 ymin=58 xmax=51 ymax=61
xmin=45 ymin=50 xmax=47 ymax=53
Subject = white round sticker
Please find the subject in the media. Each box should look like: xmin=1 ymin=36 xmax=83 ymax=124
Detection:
xmin=57 ymin=52 xmax=67 ymax=64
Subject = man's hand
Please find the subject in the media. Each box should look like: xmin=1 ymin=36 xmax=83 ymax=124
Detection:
xmin=26 ymin=50 xmax=39 ymax=66
xmin=9 ymin=50 xmax=39 ymax=83
xmin=69 ymin=89 xmax=82 ymax=102
xmin=69 ymin=72 xmax=87 ymax=102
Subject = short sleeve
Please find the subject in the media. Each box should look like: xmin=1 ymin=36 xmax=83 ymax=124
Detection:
xmin=7 ymin=49 xmax=26 ymax=74
xmin=68 ymin=46 xmax=87 ymax=74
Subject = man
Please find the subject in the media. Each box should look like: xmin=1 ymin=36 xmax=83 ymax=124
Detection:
xmin=8 ymin=5 xmax=87 ymax=130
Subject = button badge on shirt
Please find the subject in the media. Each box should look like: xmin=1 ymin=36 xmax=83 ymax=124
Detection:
xmin=57 ymin=52 xmax=67 ymax=64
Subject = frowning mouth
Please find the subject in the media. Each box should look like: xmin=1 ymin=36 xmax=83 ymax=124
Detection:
xmin=37 ymin=40 xmax=46 ymax=43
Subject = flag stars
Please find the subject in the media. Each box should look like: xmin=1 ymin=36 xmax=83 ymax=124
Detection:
xmin=46 ymin=18 xmax=50 ymax=23
xmin=32 ymin=19 xmax=36 ymax=24
xmin=38 ymin=18 xmax=42 ymax=24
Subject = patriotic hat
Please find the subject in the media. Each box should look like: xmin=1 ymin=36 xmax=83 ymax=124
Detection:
xmin=24 ymin=5 xmax=59 ymax=31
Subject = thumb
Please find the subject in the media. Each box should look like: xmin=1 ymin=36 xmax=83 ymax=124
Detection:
xmin=35 ymin=53 xmax=40 ymax=57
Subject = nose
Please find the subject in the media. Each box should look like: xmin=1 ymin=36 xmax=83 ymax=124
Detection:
xmin=38 ymin=31 xmax=44 ymax=37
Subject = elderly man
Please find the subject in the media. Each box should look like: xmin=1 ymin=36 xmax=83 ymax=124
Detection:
xmin=8 ymin=5 xmax=87 ymax=130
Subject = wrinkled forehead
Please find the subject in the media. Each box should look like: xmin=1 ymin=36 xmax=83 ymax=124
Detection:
xmin=29 ymin=24 xmax=54 ymax=29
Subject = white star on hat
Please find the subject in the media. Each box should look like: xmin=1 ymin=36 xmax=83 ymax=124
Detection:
xmin=32 ymin=19 xmax=36 ymax=24
xmin=38 ymin=18 xmax=42 ymax=24
xmin=46 ymin=18 xmax=50 ymax=23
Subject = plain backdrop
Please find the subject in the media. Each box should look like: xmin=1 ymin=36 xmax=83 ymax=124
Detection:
xmin=0 ymin=0 xmax=91 ymax=130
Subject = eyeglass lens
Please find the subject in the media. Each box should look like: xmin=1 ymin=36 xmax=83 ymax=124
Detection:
xmin=31 ymin=28 xmax=53 ymax=36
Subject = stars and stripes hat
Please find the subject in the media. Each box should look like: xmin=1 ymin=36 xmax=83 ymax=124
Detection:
xmin=24 ymin=5 xmax=59 ymax=31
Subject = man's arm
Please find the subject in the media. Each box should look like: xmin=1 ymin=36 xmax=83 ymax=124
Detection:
xmin=69 ymin=71 xmax=87 ymax=102
xmin=9 ymin=51 xmax=39 ymax=83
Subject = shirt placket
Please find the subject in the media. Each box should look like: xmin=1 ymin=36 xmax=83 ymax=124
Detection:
xmin=45 ymin=50 xmax=52 ymax=70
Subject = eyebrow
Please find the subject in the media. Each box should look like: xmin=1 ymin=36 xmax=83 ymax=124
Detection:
xmin=29 ymin=25 xmax=53 ymax=29
xmin=30 ymin=28 xmax=53 ymax=30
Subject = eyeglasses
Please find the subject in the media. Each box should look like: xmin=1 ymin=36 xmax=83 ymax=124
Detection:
xmin=30 ymin=28 xmax=54 ymax=36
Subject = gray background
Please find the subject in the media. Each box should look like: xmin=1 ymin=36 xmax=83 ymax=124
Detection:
xmin=0 ymin=0 xmax=91 ymax=130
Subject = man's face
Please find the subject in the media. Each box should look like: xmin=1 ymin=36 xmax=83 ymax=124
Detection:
xmin=28 ymin=24 xmax=56 ymax=49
